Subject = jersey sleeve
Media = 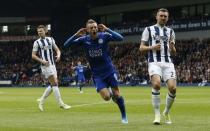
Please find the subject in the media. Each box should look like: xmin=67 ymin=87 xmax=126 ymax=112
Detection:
xmin=141 ymin=27 xmax=149 ymax=42
xmin=105 ymin=29 xmax=123 ymax=42
xmin=170 ymin=29 xmax=175 ymax=44
xmin=51 ymin=37 xmax=58 ymax=49
xmin=32 ymin=41 xmax=39 ymax=52
xmin=51 ymin=37 xmax=56 ymax=44
xmin=104 ymin=32 xmax=112 ymax=43
xmin=64 ymin=35 xmax=84 ymax=48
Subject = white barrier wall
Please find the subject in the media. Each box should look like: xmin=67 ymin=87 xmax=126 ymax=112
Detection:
xmin=0 ymin=80 xmax=12 ymax=87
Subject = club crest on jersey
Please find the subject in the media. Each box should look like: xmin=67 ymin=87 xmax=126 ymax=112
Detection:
xmin=153 ymin=35 xmax=168 ymax=42
xmin=98 ymin=39 xmax=103 ymax=44
xmin=41 ymin=45 xmax=51 ymax=50
xmin=153 ymin=35 xmax=160 ymax=41
xmin=86 ymin=41 xmax=91 ymax=45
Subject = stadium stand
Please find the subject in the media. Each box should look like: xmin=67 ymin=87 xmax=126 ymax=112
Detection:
xmin=0 ymin=0 xmax=210 ymax=86
xmin=0 ymin=37 xmax=209 ymax=86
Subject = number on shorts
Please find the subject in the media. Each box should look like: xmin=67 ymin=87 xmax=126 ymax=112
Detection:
xmin=171 ymin=72 xmax=174 ymax=77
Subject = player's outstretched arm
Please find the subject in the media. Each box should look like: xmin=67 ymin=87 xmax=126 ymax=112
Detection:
xmin=98 ymin=24 xmax=123 ymax=41
xmin=106 ymin=28 xmax=123 ymax=41
xmin=64 ymin=28 xmax=87 ymax=48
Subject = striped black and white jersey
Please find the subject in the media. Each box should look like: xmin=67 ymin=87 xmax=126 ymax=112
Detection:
xmin=141 ymin=24 xmax=175 ymax=63
xmin=32 ymin=37 xmax=57 ymax=66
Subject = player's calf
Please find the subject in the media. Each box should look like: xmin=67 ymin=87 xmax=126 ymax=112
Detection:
xmin=111 ymin=94 xmax=128 ymax=124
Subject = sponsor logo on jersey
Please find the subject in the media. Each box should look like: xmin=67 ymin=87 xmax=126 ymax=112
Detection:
xmin=98 ymin=39 xmax=103 ymax=44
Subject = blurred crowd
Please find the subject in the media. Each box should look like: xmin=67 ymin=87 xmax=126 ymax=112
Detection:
xmin=175 ymin=39 xmax=210 ymax=85
xmin=0 ymin=38 xmax=209 ymax=86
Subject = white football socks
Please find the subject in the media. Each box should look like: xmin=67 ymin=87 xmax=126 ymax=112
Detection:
xmin=40 ymin=85 xmax=52 ymax=104
xmin=52 ymin=86 xmax=64 ymax=106
xmin=164 ymin=92 xmax=176 ymax=114
xmin=152 ymin=88 xmax=160 ymax=116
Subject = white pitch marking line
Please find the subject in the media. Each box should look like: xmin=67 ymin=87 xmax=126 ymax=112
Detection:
xmin=71 ymin=101 xmax=111 ymax=108
xmin=14 ymin=101 xmax=110 ymax=111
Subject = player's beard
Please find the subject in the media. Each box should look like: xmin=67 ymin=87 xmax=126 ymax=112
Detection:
xmin=159 ymin=20 xmax=166 ymax=26
xmin=39 ymin=35 xmax=45 ymax=39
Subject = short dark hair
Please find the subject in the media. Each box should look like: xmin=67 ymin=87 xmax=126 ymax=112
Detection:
xmin=157 ymin=8 xmax=169 ymax=14
xmin=37 ymin=25 xmax=46 ymax=30
xmin=86 ymin=19 xmax=97 ymax=26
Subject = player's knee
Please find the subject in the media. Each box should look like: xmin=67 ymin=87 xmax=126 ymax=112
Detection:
xmin=103 ymin=95 xmax=111 ymax=101
xmin=152 ymin=81 xmax=161 ymax=90
xmin=169 ymin=87 xmax=176 ymax=94
xmin=104 ymin=97 xmax=111 ymax=101
xmin=50 ymin=81 xmax=58 ymax=86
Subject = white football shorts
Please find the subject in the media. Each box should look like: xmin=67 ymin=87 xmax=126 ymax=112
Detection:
xmin=148 ymin=62 xmax=176 ymax=82
xmin=41 ymin=65 xmax=57 ymax=79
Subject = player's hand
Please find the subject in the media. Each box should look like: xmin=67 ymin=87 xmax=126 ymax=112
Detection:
xmin=71 ymin=66 xmax=75 ymax=70
xmin=169 ymin=41 xmax=175 ymax=48
xmin=98 ymin=24 xmax=108 ymax=32
xmin=71 ymin=61 xmax=75 ymax=67
xmin=55 ymin=55 xmax=60 ymax=62
xmin=42 ymin=60 xmax=49 ymax=67
xmin=75 ymin=28 xmax=87 ymax=36
xmin=169 ymin=41 xmax=176 ymax=54
xmin=86 ymin=62 xmax=89 ymax=66
xmin=152 ymin=44 xmax=161 ymax=50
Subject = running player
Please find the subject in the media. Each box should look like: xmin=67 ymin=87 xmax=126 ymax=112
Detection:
xmin=64 ymin=19 xmax=128 ymax=124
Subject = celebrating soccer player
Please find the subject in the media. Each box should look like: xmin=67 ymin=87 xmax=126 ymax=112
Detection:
xmin=64 ymin=19 xmax=128 ymax=124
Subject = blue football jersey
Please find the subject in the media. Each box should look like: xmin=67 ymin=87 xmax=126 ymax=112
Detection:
xmin=75 ymin=65 xmax=85 ymax=78
xmin=64 ymin=29 xmax=123 ymax=79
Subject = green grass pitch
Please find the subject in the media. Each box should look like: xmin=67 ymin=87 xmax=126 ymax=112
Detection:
xmin=0 ymin=86 xmax=210 ymax=131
